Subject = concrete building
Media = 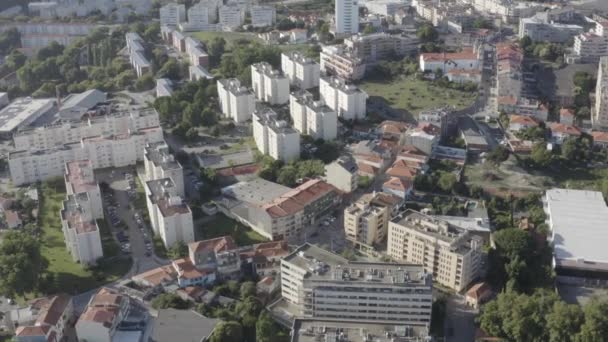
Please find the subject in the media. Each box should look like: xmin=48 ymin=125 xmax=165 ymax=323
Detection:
xmin=13 ymin=107 xmax=160 ymax=151
xmin=219 ymin=178 xmax=340 ymax=241
xmin=404 ymin=123 xmax=439 ymax=155
xmin=253 ymin=108 xmax=300 ymax=162
xmin=319 ymin=76 xmax=368 ymax=120
xmin=0 ymin=97 xmax=55 ymax=138
xmin=145 ymin=178 xmax=194 ymax=249
xmin=281 ymin=243 xmax=433 ymax=325
xmin=334 ymin=0 xmax=359 ymax=35
xmin=387 ymin=210 xmax=485 ymax=292
xmin=568 ymin=19 xmax=608 ymax=64
xmin=144 ymin=141 xmax=185 ymax=197
xmin=344 ymin=192 xmax=401 ymax=246
xmin=324 ymin=156 xmax=358 ymax=193
xmin=344 ymin=33 xmax=419 ymax=64
xmin=519 ymin=15 xmax=583 ymax=43
xmin=58 ymin=89 xmax=107 ymax=121
xmin=291 ymin=319 xmax=429 ymax=342
xmin=281 ymin=52 xmax=321 ymax=89
xmin=219 ymin=5 xmax=244 ymax=30
xmin=251 ymin=62 xmax=289 ymax=105
xmin=6 ymin=23 xmax=94 ymax=56
xmin=9 ymin=126 xmax=163 ymax=186
xmin=217 ymin=78 xmax=255 ymax=123
xmin=151 ymin=309 xmax=220 ymax=342
xmin=185 ymin=37 xmax=209 ymax=67
xmin=594 ymin=56 xmax=608 ymax=130
xmin=190 ymin=65 xmax=214 ymax=81
xmin=544 ymin=189 xmax=608 ymax=278
xmin=186 ymin=2 xmax=211 ymax=29
xmin=13 ymin=295 xmax=73 ymax=342
xmin=126 ymin=32 xmax=151 ymax=77
xmin=250 ymin=5 xmax=276 ymax=27
xmin=188 ymin=236 xmax=241 ymax=281
xmin=156 ymin=78 xmax=173 ymax=98
xmin=419 ymin=47 xmax=481 ymax=74
xmin=64 ymin=160 xmax=104 ymax=220
xmin=160 ymin=2 xmax=186 ymax=27
xmin=319 ymin=45 xmax=365 ymax=81
xmin=60 ymin=161 xmax=103 ymax=265
xmin=290 ymin=90 xmax=338 ymax=141
xmin=0 ymin=92 xmax=8 ymax=109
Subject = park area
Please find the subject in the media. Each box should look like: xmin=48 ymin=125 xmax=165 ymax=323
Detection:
xmin=37 ymin=179 xmax=131 ymax=296
xmin=360 ymin=76 xmax=478 ymax=120
xmin=195 ymin=214 xmax=267 ymax=246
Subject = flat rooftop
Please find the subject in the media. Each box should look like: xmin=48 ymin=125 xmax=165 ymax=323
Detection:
xmin=146 ymin=178 xmax=190 ymax=217
xmin=222 ymin=178 xmax=291 ymax=205
xmin=284 ymin=243 xmax=429 ymax=285
xmin=545 ymin=189 xmax=608 ymax=267
xmin=61 ymin=194 xmax=98 ymax=235
xmin=65 ymin=160 xmax=98 ymax=195
xmin=0 ymin=97 xmax=54 ymax=133
xmin=145 ymin=141 xmax=181 ymax=172
xmin=391 ymin=210 xmax=471 ymax=244
xmin=292 ymin=319 xmax=429 ymax=342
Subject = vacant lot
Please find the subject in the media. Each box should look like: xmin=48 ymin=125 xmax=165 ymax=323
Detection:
xmin=39 ymin=179 xmax=131 ymax=295
xmin=360 ymin=76 xmax=477 ymax=120
xmin=196 ymin=214 xmax=267 ymax=245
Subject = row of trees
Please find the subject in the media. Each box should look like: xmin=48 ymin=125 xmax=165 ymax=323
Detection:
xmin=519 ymin=35 xmax=566 ymax=63
xmin=256 ymin=153 xmax=326 ymax=187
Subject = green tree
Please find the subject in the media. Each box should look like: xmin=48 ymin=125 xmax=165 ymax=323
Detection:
xmin=363 ymin=24 xmax=375 ymax=35
xmin=437 ymin=172 xmax=457 ymax=193
xmin=157 ymin=58 xmax=182 ymax=80
xmin=151 ymin=293 xmax=190 ymax=309
xmin=0 ymin=231 xmax=47 ymax=297
xmin=530 ymin=142 xmax=552 ymax=168
xmin=256 ymin=311 xmax=278 ymax=342
xmin=240 ymin=281 xmax=256 ymax=299
xmin=277 ymin=165 xmax=297 ymax=187
xmin=167 ymin=241 xmax=188 ymax=259
xmin=134 ymin=73 xmax=155 ymax=91
xmin=417 ymin=23 xmax=438 ymax=42
xmin=577 ymin=297 xmax=608 ymax=341
xmin=210 ymin=321 xmax=243 ymax=342
xmin=5 ymin=50 xmax=26 ymax=70
xmin=207 ymin=37 xmax=227 ymax=67
xmin=546 ymin=301 xmax=583 ymax=342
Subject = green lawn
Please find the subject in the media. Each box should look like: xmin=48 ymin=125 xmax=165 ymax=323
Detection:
xmin=38 ymin=179 xmax=131 ymax=295
xmin=196 ymin=214 xmax=267 ymax=246
xmin=359 ymin=76 xmax=477 ymax=119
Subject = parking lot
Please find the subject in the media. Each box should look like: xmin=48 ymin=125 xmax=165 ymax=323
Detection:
xmin=96 ymin=167 xmax=168 ymax=275
xmin=303 ymin=211 xmax=346 ymax=253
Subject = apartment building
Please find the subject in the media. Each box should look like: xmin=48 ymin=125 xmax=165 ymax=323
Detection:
xmin=156 ymin=78 xmax=173 ymax=98
xmin=145 ymin=178 xmax=194 ymax=249
xmin=217 ymin=78 xmax=255 ymax=123
xmin=334 ymin=0 xmax=359 ymax=35
xmin=251 ymin=62 xmax=290 ymax=105
xmin=65 ymin=160 xmax=103 ymax=219
xmin=186 ymin=2 xmax=210 ymax=29
xmin=290 ymin=90 xmax=338 ymax=141
xmin=419 ymin=47 xmax=481 ymax=74
xmin=190 ymin=65 xmax=214 ymax=81
xmin=344 ymin=33 xmax=419 ymax=64
xmin=281 ymin=52 xmax=321 ymax=89
xmin=387 ymin=210 xmax=485 ymax=292
xmin=0 ymin=97 xmax=55 ymax=138
xmin=125 ymin=32 xmax=151 ymax=77
xmin=9 ymin=22 xmax=95 ymax=55
xmin=9 ymin=126 xmax=163 ymax=186
xmin=594 ymin=56 xmax=608 ymax=130
xmin=519 ymin=15 xmax=583 ymax=43
xmin=251 ymin=5 xmax=276 ymax=27
xmin=219 ymin=178 xmax=340 ymax=241
xmin=13 ymin=295 xmax=73 ymax=342
xmin=185 ymin=37 xmax=209 ymax=67
xmin=319 ymin=76 xmax=368 ymax=120
xmin=352 ymin=139 xmax=393 ymax=175
xmin=13 ymin=107 xmax=160 ymax=151
xmin=569 ymin=19 xmax=608 ymax=64
xmin=171 ymin=30 xmax=186 ymax=52
xmin=281 ymin=243 xmax=433 ymax=325
xmin=319 ymin=45 xmax=365 ymax=81
xmin=160 ymin=2 xmax=186 ymax=27
xmin=219 ymin=5 xmax=244 ymax=30
xmin=253 ymin=108 xmax=300 ymax=162
xmin=144 ymin=141 xmax=184 ymax=197
xmin=188 ymin=236 xmax=241 ymax=280
xmin=344 ymin=192 xmax=401 ymax=246
xmin=324 ymin=156 xmax=358 ymax=193
xmin=464 ymin=0 xmax=542 ymax=24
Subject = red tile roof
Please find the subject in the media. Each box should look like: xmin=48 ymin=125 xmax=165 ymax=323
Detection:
xmin=466 ymin=282 xmax=492 ymax=300
xmin=592 ymin=131 xmax=608 ymax=143
xmin=378 ymin=120 xmax=410 ymax=135
xmin=421 ymin=48 xmax=478 ymax=62
xmin=386 ymin=160 xmax=419 ymax=180
xmin=133 ymin=265 xmax=177 ymax=286
xmin=549 ymin=122 xmax=581 ymax=136
xmin=189 ymin=236 xmax=237 ymax=255
xmin=509 ymin=114 xmax=539 ymax=127
xmin=15 ymin=325 xmax=50 ymax=337
xmin=383 ymin=177 xmax=412 ymax=192
xmin=356 ymin=162 xmax=378 ymax=176
xmin=173 ymin=258 xmax=213 ymax=280
xmin=263 ymin=179 xmax=337 ymax=218
xmin=36 ymin=294 xmax=71 ymax=327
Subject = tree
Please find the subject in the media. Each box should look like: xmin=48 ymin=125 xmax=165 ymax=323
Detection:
xmin=240 ymin=281 xmax=256 ymax=299
xmin=5 ymin=50 xmax=26 ymax=70
xmin=167 ymin=241 xmax=188 ymax=259
xmin=210 ymin=321 xmax=243 ymax=342
xmin=36 ymin=41 xmax=64 ymax=60
xmin=134 ymin=73 xmax=155 ymax=91
xmin=151 ymin=293 xmax=190 ymax=309
xmin=157 ymin=58 xmax=182 ymax=80
xmin=546 ymin=301 xmax=584 ymax=342
xmin=256 ymin=312 xmax=278 ymax=342
xmin=417 ymin=23 xmax=438 ymax=42
xmin=363 ymin=24 xmax=375 ymax=35
xmin=486 ymin=146 xmax=510 ymax=165
xmin=277 ymin=165 xmax=297 ymax=187
xmin=0 ymin=231 xmax=47 ymax=297
xmin=207 ymin=37 xmax=227 ymax=67
xmin=437 ymin=172 xmax=457 ymax=193
xmin=577 ymin=297 xmax=608 ymax=340
xmin=519 ymin=35 xmax=532 ymax=51
xmin=530 ymin=142 xmax=552 ymax=168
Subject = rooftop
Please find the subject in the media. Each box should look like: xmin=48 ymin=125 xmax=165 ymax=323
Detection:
xmin=254 ymin=107 xmax=299 ymax=135
xmin=78 ymin=288 xmax=124 ymax=328
xmin=65 ymin=160 xmax=98 ymax=195
xmin=283 ymin=243 xmax=429 ymax=285
xmin=0 ymin=97 xmax=55 ymax=133
xmin=60 ymin=194 xmax=99 ymax=235
xmin=292 ymin=319 xmax=429 ymax=342
xmin=263 ymin=179 xmax=337 ymax=218
xmin=60 ymin=89 xmax=106 ymax=114
xmin=146 ymin=178 xmax=190 ymax=217
xmin=321 ymin=76 xmax=367 ymax=95
xmin=218 ymin=78 xmax=253 ymax=96
xmin=544 ymin=189 xmax=608 ymax=266
xmin=283 ymin=51 xmax=318 ymax=65
xmin=189 ymin=236 xmax=237 ymax=255
xmin=151 ymin=309 xmax=220 ymax=342
xmin=145 ymin=141 xmax=182 ymax=173
xmin=222 ymin=178 xmax=291 ymax=206
xmin=252 ymin=62 xmax=287 ymax=79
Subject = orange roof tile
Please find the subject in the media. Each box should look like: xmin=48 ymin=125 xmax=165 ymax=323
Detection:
xmin=386 ymin=160 xmax=419 ymax=179
xmin=173 ymin=258 xmax=213 ymax=280
xmin=356 ymin=162 xmax=378 ymax=176
xmin=263 ymin=179 xmax=337 ymax=218
xmin=189 ymin=236 xmax=237 ymax=255
xmin=466 ymin=282 xmax=491 ymax=300
xmin=383 ymin=177 xmax=412 ymax=192
xmin=15 ymin=325 xmax=49 ymax=337
xmin=509 ymin=114 xmax=539 ymax=127
xmin=591 ymin=131 xmax=608 ymax=143
xmin=549 ymin=122 xmax=581 ymax=136
xmin=421 ymin=48 xmax=478 ymax=62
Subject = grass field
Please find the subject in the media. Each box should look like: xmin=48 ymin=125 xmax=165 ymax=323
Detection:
xmin=196 ymin=214 xmax=267 ymax=246
xmin=359 ymin=76 xmax=478 ymax=119
xmin=190 ymin=31 xmax=310 ymax=53
xmin=38 ymin=179 xmax=131 ymax=295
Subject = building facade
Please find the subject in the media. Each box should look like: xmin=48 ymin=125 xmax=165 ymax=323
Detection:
xmin=319 ymin=45 xmax=365 ymax=81
xmin=217 ymin=78 xmax=255 ymax=123
xmin=253 ymin=108 xmax=300 ymax=162
xmin=335 ymin=0 xmax=359 ymax=35
xmin=290 ymin=90 xmax=338 ymax=141
xmin=251 ymin=5 xmax=276 ymax=27
xmin=324 ymin=156 xmax=358 ymax=193
xmin=144 ymin=141 xmax=185 ymax=197
xmin=251 ymin=62 xmax=289 ymax=105
xmin=344 ymin=192 xmax=400 ymax=246
xmin=319 ymin=76 xmax=368 ymax=120
xmin=219 ymin=5 xmax=243 ymax=30
xmin=160 ymin=3 xmax=186 ymax=27
xmin=281 ymin=52 xmax=321 ymax=89
xmin=594 ymin=56 xmax=608 ymax=130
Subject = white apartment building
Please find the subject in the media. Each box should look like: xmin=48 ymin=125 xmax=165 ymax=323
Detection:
xmin=519 ymin=15 xmax=583 ymax=43
xmin=144 ymin=141 xmax=185 ymax=197
xmin=75 ymin=288 xmax=132 ymax=342
xmin=344 ymin=33 xmax=419 ymax=64
xmin=251 ymin=62 xmax=290 ymax=105
xmin=324 ymin=156 xmax=358 ymax=193
xmin=281 ymin=243 xmax=433 ymax=325
xmin=594 ymin=56 xmax=608 ymax=130
xmin=570 ymin=20 xmax=608 ymax=64
xmin=125 ymin=32 xmax=151 ymax=77
xmin=220 ymin=178 xmax=340 ymax=241
xmin=319 ymin=76 xmax=368 ymax=120
xmin=160 ymin=2 xmax=186 ymax=27
xmin=335 ymin=0 xmax=359 ymax=35
xmin=9 ymin=126 xmax=163 ymax=186
xmin=187 ymin=2 xmax=210 ymax=29
xmin=250 ymin=5 xmax=276 ymax=27
xmin=185 ymin=37 xmax=209 ymax=67
xmin=319 ymin=45 xmax=366 ymax=81
xmin=217 ymin=78 xmax=255 ymax=123
xmin=145 ymin=178 xmax=195 ymax=249
xmin=219 ymin=5 xmax=244 ymax=30
xmin=253 ymin=108 xmax=300 ymax=162
xmin=64 ymin=160 xmax=104 ymax=219
xmin=13 ymin=108 xmax=160 ymax=151
xmin=289 ymin=90 xmax=337 ymax=141
xmin=344 ymin=192 xmax=400 ymax=246
xmin=387 ymin=210 xmax=485 ymax=292
xmin=281 ymin=52 xmax=321 ymax=89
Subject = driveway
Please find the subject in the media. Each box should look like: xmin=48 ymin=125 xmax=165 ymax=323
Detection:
xmin=445 ymin=294 xmax=477 ymax=342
